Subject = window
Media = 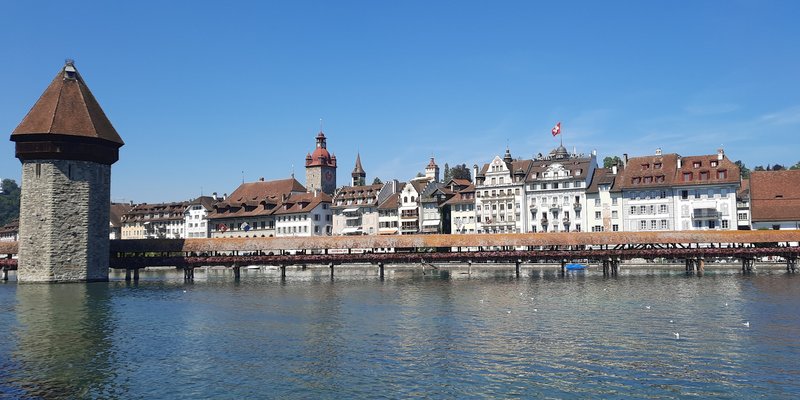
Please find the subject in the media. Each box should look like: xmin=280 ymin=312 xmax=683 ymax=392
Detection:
xmin=659 ymin=204 xmax=668 ymax=213
xmin=681 ymin=190 xmax=689 ymax=200
xmin=683 ymin=172 xmax=692 ymax=182
xmin=612 ymin=198 xmax=618 ymax=205
xmin=612 ymin=224 xmax=619 ymax=232
xmin=722 ymin=220 xmax=729 ymax=229
xmin=651 ymin=220 xmax=657 ymax=230
xmin=553 ymin=182 xmax=559 ymax=189
xmin=654 ymin=162 xmax=662 ymax=169
xmin=612 ymin=210 xmax=618 ymax=219
xmin=630 ymin=206 xmax=637 ymax=215
xmin=738 ymin=213 xmax=747 ymax=221
xmin=644 ymin=176 xmax=652 ymax=184
xmin=693 ymin=161 xmax=701 ymax=168
xmin=710 ymin=160 xmax=718 ymax=167
xmin=641 ymin=163 xmax=650 ymax=170
xmin=640 ymin=220 xmax=647 ymax=230
xmin=717 ymin=170 xmax=727 ymax=179
xmin=661 ymin=220 xmax=668 ymax=230
xmin=632 ymin=177 xmax=641 ymax=184
xmin=639 ymin=205 xmax=646 ymax=214
xmin=699 ymin=171 xmax=709 ymax=181
xmin=592 ymin=225 xmax=603 ymax=232
xmin=595 ymin=211 xmax=601 ymax=219
xmin=694 ymin=190 xmax=700 ymax=199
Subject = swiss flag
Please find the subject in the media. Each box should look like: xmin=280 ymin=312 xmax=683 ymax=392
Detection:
xmin=551 ymin=122 xmax=561 ymax=137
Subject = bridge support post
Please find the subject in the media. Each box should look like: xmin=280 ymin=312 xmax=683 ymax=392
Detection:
xmin=184 ymin=267 xmax=194 ymax=281
xmin=378 ymin=262 xmax=384 ymax=280
xmin=787 ymin=257 xmax=797 ymax=273
xmin=233 ymin=264 xmax=240 ymax=281
xmin=612 ymin=258 xmax=620 ymax=276
xmin=515 ymin=259 xmax=521 ymax=278
xmin=698 ymin=258 xmax=705 ymax=275
xmin=125 ymin=268 xmax=131 ymax=281
xmin=329 ymin=263 xmax=334 ymax=280
xmin=742 ymin=258 xmax=754 ymax=274
xmin=468 ymin=260 xmax=472 ymax=276
xmin=280 ymin=265 xmax=286 ymax=279
xmin=560 ymin=259 xmax=567 ymax=276
xmin=602 ymin=259 xmax=609 ymax=276
xmin=133 ymin=268 xmax=140 ymax=281
xmin=1 ymin=266 xmax=8 ymax=281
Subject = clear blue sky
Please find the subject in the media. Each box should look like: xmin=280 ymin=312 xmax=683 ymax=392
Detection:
xmin=1 ymin=1 xmax=798 ymax=203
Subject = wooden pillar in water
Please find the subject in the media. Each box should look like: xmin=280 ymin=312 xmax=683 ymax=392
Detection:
xmin=184 ymin=267 xmax=194 ymax=281
xmin=133 ymin=268 xmax=140 ymax=281
xmin=378 ymin=262 xmax=384 ymax=280
xmin=280 ymin=265 xmax=286 ymax=279
xmin=515 ymin=259 xmax=521 ymax=278
xmin=468 ymin=259 xmax=472 ymax=276
xmin=125 ymin=268 xmax=131 ymax=281
xmin=612 ymin=258 xmax=620 ymax=276
xmin=329 ymin=262 xmax=334 ymax=280
xmin=2 ymin=266 xmax=8 ymax=281
xmin=560 ymin=259 xmax=567 ymax=276
xmin=233 ymin=264 xmax=241 ymax=280
xmin=697 ymin=257 xmax=704 ymax=276
xmin=787 ymin=257 xmax=797 ymax=273
xmin=602 ymin=259 xmax=609 ymax=276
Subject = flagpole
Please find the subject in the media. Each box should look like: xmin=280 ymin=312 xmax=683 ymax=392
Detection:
xmin=560 ymin=122 xmax=563 ymax=147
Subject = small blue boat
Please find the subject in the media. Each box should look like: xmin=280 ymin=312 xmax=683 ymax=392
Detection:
xmin=565 ymin=263 xmax=587 ymax=271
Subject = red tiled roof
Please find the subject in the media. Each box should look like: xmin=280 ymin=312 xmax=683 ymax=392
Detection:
xmin=378 ymin=193 xmax=399 ymax=210
xmin=209 ymin=178 xmax=306 ymax=219
xmin=750 ymin=170 xmax=800 ymax=222
xmin=12 ymin=62 xmax=124 ymax=146
xmin=271 ymin=192 xmax=332 ymax=215
xmin=618 ymin=152 xmax=739 ymax=190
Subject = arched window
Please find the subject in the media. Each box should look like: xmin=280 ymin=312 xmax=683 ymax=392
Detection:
xmin=404 ymin=196 xmax=408 ymax=202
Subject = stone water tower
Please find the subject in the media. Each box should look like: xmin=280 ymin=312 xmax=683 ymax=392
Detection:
xmin=10 ymin=61 xmax=124 ymax=282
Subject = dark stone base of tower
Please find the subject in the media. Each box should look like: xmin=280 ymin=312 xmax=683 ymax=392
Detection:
xmin=18 ymin=160 xmax=111 ymax=282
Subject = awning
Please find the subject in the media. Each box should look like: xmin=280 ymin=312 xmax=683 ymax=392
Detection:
xmin=422 ymin=220 xmax=440 ymax=227
xmin=342 ymin=208 xmax=359 ymax=213
xmin=379 ymin=228 xmax=399 ymax=234
xmin=341 ymin=227 xmax=361 ymax=234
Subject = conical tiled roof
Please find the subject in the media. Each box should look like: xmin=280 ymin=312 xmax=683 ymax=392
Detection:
xmin=352 ymin=153 xmax=365 ymax=175
xmin=12 ymin=60 xmax=124 ymax=146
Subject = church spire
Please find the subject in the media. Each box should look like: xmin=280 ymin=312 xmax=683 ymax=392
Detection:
xmin=351 ymin=153 xmax=366 ymax=186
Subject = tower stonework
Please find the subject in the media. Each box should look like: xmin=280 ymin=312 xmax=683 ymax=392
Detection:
xmin=10 ymin=61 xmax=123 ymax=282
xmin=304 ymin=131 xmax=337 ymax=195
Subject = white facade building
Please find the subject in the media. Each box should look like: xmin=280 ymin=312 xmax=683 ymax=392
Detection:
xmin=474 ymin=149 xmax=530 ymax=234
xmin=585 ymin=166 xmax=623 ymax=232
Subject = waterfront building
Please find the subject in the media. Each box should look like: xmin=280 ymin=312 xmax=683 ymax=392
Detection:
xmin=273 ymin=191 xmax=332 ymax=237
xmin=109 ymin=203 xmax=132 ymax=239
xmin=618 ymin=148 xmax=740 ymax=231
xmin=524 ymin=147 xmax=597 ymax=233
xmin=585 ymin=166 xmax=623 ymax=232
xmin=442 ymin=179 xmax=477 ymax=234
xmin=208 ymin=177 xmax=306 ymax=238
xmin=474 ymin=148 xmax=530 ymax=233
xmin=399 ymin=178 xmax=430 ymax=234
xmin=419 ymin=182 xmax=454 ymax=234
xmin=736 ymin=178 xmax=752 ymax=230
xmin=184 ymin=196 xmax=216 ymax=238
xmin=332 ymin=183 xmax=383 ymax=235
xmin=121 ymin=201 xmax=190 ymax=239
xmin=305 ymin=131 xmax=337 ymax=195
xmin=377 ymin=180 xmax=403 ymax=235
xmin=10 ymin=61 xmax=124 ymax=282
xmin=0 ymin=219 xmax=18 ymax=242
xmin=749 ymin=170 xmax=800 ymax=230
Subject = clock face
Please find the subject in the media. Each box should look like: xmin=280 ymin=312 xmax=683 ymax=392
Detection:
xmin=324 ymin=170 xmax=333 ymax=183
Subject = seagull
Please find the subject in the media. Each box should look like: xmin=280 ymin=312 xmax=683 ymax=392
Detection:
xmin=669 ymin=320 xmax=674 ymax=323
xmin=743 ymin=321 xmax=750 ymax=327
xmin=507 ymin=310 xmax=512 ymax=314
xmin=673 ymin=332 xmax=680 ymax=339
xmin=533 ymin=308 xmax=538 ymax=312
xmin=645 ymin=306 xmax=651 ymax=310
xmin=725 ymin=303 xmax=728 ymax=306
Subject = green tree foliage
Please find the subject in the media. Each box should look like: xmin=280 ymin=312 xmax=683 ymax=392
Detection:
xmin=0 ymin=179 xmax=21 ymax=226
xmin=790 ymin=161 xmax=800 ymax=170
xmin=734 ymin=160 xmax=750 ymax=179
xmin=772 ymin=164 xmax=785 ymax=171
xmin=443 ymin=163 xmax=451 ymax=182
xmin=372 ymin=177 xmax=383 ymax=185
xmin=603 ymin=156 xmax=622 ymax=168
xmin=450 ymin=164 xmax=472 ymax=182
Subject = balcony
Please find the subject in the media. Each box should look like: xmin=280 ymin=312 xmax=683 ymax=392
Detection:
xmin=562 ymin=218 xmax=571 ymax=225
xmin=573 ymin=202 xmax=582 ymax=211
xmin=549 ymin=204 xmax=562 ymax=211
xmin=540 ymin=218 xmax=549 ymax=226
xmin=529 ymin=204 xmax=538 ymax=212
xmin=692 ymin=208 xmax=721 ymax=220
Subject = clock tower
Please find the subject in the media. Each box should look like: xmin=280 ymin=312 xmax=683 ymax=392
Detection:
xmin=305 ymin=131 xmax=337 ymax=195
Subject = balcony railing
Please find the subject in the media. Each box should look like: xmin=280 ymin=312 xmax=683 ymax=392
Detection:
xmin=549 ymin=204 xmax=562 ymax=211
xmin=692 ymin=208 xmax=721 ymax=220
xmin=540 ymin=218 xmax=549 ymax=225
xmin=562 ymin=218 xmax=571 ymax=225
xmin=573 ymin=202 xmax=582 ymax=211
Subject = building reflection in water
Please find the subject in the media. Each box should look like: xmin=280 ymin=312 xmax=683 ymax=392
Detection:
xmin=12 ymin=283 xmax=118 ymax=399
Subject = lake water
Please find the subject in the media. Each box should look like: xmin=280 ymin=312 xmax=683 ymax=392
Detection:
xmin=1 ymin=268 xmax=799 ymax=399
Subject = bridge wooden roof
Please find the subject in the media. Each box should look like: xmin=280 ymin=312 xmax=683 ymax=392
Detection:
xmin=106 ymin=230 xmax=800 ymax=254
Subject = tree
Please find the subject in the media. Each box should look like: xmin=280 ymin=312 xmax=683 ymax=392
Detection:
xmin=450 ymin=164 xmax=472 ymax=182
xmin=790 ymin=161 xmax=800 ymax=170
xmin=372 ymin=177 xmax=383 ymax=185
xmin=443 ymin=163 xmax=451 ymax=183
xmin=754 ymin=165 xmax=766 ymax=172
xmin=0 ymin=179 xmax=21 ymax=226
xmin=772 ymin=164 xmax=785 ymax=171
xmin=734 ymin=160 xmax=750 ymax=179
xmin=416 ymin=172 xmax=424 ymax=178
xmin=603 ymin=156 xmax=622 ymax=168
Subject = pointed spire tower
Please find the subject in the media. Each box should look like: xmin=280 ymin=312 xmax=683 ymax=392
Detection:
xmin=351 ymin=153 xmax=366 ymax=186
xmin=10 ymin=60 xmax=124 ymax=282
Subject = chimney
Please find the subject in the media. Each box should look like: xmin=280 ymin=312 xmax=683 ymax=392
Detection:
xmin=677 ymin=156 xmax=682 ymax=169
xmin=611 ymin=165 xmax=618 ymax=175
xmin=223 ymin=193 xmax=228 ymax=200
xmin=212 ymin=192 xmax=218 ymax=201
xmin=314 ymin=189 xmax=318 ymax=197
xmin=655 ymin=148 xmax=662 ymax=156
xmin=622 ymin=154 xmax=628 ymax=167
xmin=717 ymin=148 xmax=724 ymax=160
xmin=259 ymin=177 xmax=265 ymax=181
xmin=473 ymin=164 xmax=479 ymax=182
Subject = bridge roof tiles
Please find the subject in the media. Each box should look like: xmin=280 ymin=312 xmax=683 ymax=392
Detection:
xmin=750 ymin=170 xmax=800 ymax=222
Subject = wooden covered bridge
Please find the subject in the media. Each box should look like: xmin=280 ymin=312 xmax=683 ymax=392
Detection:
xmin=2 ymin=230 xmax=799 ymax=280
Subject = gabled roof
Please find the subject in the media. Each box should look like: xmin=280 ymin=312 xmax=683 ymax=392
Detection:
xmin=525 ymin=157 xmax=592 ymax=183
xmin=110 ymin=203 xmax=133 ymax=228
xmin=586 ymin=168 xmax=619 ymax=194
xmin=750 ymin=170 xmax=800 ymax=222
xmin=227 ymin=178 xmax=306 ymax=204
xmin=377 ymin=193 xmax=399 ymax=210
xmin=12 ymin=61 xmax=124 ymax=145
xmin=272 ymin=192 xmax=332 ymax=216
xmin=618 ymin=152 xmax=740 ymax=190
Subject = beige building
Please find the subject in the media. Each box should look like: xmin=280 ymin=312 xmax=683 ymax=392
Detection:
xmin=121 ymin=201 xmax=189 ymax=239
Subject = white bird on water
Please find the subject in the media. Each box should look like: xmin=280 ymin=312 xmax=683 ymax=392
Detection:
xmin=743 ymin=321 xmax=750 ymax=327
xmin=673 ymin=332 xmax=680 ymax=339
xmin=507 ymin=310 xmax=512 ymax=314
xmin=669 ymin=320 xmax=674 ymax=323
xmin=645 ymin=306 xmax=651 ymax=310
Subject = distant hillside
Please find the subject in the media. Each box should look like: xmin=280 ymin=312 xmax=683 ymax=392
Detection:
xmin=0 ymin=179 xmax=21 ymax=226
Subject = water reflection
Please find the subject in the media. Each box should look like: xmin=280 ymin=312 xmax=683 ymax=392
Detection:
xmin=11 ymin=284 xmax=117 ymax=399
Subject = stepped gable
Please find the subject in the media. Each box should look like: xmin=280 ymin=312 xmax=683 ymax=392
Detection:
xmin=12 ymin=61 xmax=124 ymax=151
xmin=750 ymin=170 xmax=800 ymax=222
